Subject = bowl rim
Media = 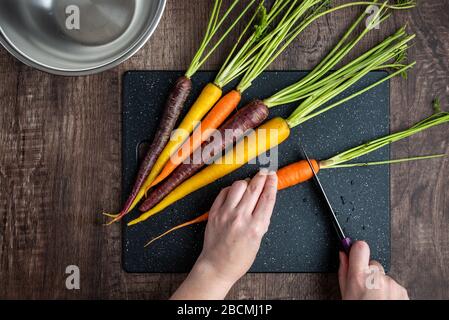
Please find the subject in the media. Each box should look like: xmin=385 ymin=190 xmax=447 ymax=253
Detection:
xmin=0 ymin=0 xmax=166 ymax=76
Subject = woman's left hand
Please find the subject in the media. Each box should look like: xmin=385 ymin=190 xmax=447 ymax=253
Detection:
xmin=171 ymin=169 xmax=278 ymax=300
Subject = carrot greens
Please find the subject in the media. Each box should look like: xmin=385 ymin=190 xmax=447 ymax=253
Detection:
xmin=185 ymin=0 xmax=258 ymax=78
xmin=320 ymin=110 xmax=449 ymax=168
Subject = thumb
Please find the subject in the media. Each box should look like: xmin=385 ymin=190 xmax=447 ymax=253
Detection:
xmin=348 ymin=241 xmax=371 ymax=276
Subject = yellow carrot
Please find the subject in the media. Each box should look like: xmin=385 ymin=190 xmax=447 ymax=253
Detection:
xmin=128 ymin=117 xmax=290 ymax=226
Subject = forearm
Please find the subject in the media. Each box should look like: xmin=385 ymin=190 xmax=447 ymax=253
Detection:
xmin=170 ymin=259 xmax=235 ymax=300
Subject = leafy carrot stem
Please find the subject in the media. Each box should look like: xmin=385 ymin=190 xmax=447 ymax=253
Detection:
xmin=144 ymin=213 xmax=209 ymax=247
xmin=322 ymin=154 xmax=446 ymax=169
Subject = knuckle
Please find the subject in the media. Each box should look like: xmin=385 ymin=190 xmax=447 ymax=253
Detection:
xmin=266 ymin=177 xmax=278 ymax=188
xmin=248 ymin=182 xmax=259 ymax=193
xmin=209 ymin=208 xmax=219 ymax=218
xmin=217 ymin=213 xmax=229 ymax=225
xmin=369 ymin=262 xmax=384 ymax=275
xmin=250 ymin=224 xmax=266 ymax=237
xmin=231 ymin=216 xmax=245 ymax=229
xmin=232 ymin=180 xmax=247 ymax=190
xmin=219 ymin=187 xmax=230 ymax=196
xmin=377 ymin=273 xmax=387 ymax=288
xmin=262 ymin=225 xmax=269 ymax=235
xmin=260 ymin=192 xmax=276 ymax=202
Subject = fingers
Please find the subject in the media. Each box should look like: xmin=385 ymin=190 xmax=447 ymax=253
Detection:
xmin=222 ymin=180 xmax=248 ymax=210
xmin=348 ymin=241 xmax=371 ymax=276
xmin=209 ymin=187 xmax=230 ymax=215
xmin=252 ymin=171 xmax=278 ymax=227
xmin=237 ymin=170 xmax=268 ymax=215
xmin=209 ymin=170 xmax=277 ymax=229
xmin=338 ymin=251 xmax=349 ymax=295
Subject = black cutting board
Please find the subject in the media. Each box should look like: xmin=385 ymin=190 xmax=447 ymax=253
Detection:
xmin=122 ymin=70 xmax=390 ymax=273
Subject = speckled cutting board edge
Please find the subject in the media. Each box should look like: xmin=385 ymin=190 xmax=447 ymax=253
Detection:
xmin=121 ymin=70 xmax=390 ymax=273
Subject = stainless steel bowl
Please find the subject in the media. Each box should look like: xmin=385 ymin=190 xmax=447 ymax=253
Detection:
xmin=0 ymin=0 xmax=166 ymax=75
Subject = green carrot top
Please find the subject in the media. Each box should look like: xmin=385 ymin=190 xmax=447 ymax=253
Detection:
xmin=214 ymin=0 xmax=416 ymax=91
xmin=321 ymin=101 xmax=449 ymax=168
xmin=185 ymin=0 xmax=258 ymax=79
xmin=285 ymin=32 xmax=415 ymax=128
xmin=213 ymin=0 xmax=291 ymax=89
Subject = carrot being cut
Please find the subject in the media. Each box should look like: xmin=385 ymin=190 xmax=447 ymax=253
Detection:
xmin=129 ymin=21 xmax=417 ymax=225
xmin=146 ymin=153 xmax=445 ymax=246
xmin=145 ymin=107 xmax=448 ymax=245
xmin=277 ymin=159 xmax=319 ymax=190
xmin=105 ymin=0 xmax=258 ymax=223
xmin=139 ymin=7 xmax=415 ymax=213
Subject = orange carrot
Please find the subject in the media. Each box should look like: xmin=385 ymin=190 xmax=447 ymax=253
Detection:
xmin=277 ymin=159 xmax=319 ymax=190
xmin=150 ymin=90 xmax=242 ymax=188
xmin=144 ymin=212 xmax=209 ymax=247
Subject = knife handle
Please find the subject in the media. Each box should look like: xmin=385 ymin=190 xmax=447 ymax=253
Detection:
xmin=341 ymin=237 xmax=353 ymax=255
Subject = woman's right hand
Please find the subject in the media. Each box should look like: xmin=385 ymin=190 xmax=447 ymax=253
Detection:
xmin=338 ymin=241 xmax=409 ymax=300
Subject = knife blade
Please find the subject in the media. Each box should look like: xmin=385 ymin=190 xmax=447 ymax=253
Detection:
xmin=300 ymin=144 xmax=352 ymax=254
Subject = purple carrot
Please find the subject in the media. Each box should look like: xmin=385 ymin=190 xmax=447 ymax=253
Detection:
xmin=106 ymin=76 xmax=192 ymax=222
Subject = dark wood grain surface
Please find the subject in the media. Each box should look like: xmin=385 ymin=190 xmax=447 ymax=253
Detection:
xmin=0 ymin=0 xmax=448 ymax=299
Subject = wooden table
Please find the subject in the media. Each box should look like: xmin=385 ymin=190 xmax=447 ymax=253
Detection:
xmin=1 ymin=1 xmax=448 ymax=299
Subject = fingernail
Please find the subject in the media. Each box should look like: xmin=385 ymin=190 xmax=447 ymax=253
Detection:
xmin=259 ymin=168 xmax=269 ymax=175
xmin=268 ymin=170 xmax=277 ymax=176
